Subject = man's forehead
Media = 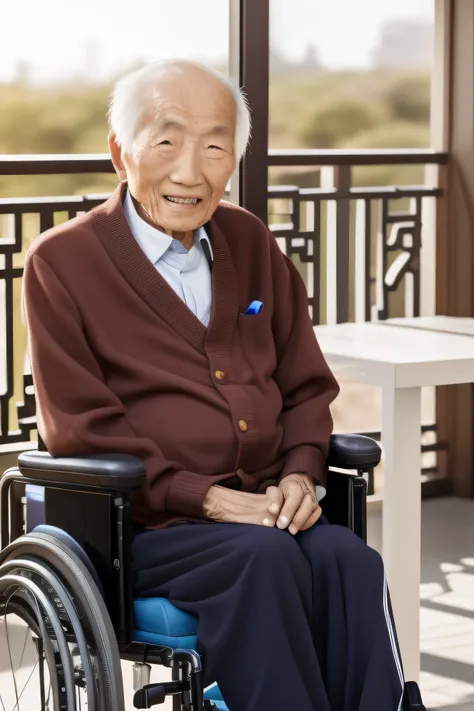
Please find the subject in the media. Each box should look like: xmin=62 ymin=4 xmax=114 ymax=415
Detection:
xmin=153 ymin=107 xmax=234 ymax=132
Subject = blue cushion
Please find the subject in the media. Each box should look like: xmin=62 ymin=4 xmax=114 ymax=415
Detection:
xmin=133 ymin=598 xmax=228 ymax=709
xmin=204 ymin=684 xmax=224 ymax=702
xmin=204 ymin=683 xmax=228 ymax=709
xmin=134 ymin=597 xmax=198 ymax=648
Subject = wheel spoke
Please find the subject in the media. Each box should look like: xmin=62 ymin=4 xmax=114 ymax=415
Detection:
xmin=2 ymin=587 xmax=55 ymax=711
xmin=4 ymin=605 xmax=21 ymax=711
xmin=12 ymin=660 xmax=39 ymax=710
xmin=16 ymin=625 xmax=29 ymax=672
xmin=0 ymin=685 xmax=6 ymax=711
xmin=37 ymin=638 xmax=46 ymax=711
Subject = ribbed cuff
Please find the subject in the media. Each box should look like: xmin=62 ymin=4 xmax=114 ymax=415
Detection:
xmin=279 ymin=445 xmax=327 ymax=487
xmin=166 ymin=471 xmax=217 ymax=518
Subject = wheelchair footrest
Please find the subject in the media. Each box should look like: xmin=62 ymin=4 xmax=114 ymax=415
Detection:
xmin=133 ymin=681 xmax=186 ymax=708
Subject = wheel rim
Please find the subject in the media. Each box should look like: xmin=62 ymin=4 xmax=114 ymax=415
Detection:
xmin=2 ymin=597 xmax=61 ymax=711
xmin=0 ymin=559 xmax=102 ymax=711
xmin=0 ymin=533 xmax=125 ymax=711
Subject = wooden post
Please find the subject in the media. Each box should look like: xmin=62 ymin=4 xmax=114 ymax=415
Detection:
xmin=238 ymin=0 xmax=269 ymax=224
xmin=436 ymin=0 xmax=474 ymax=497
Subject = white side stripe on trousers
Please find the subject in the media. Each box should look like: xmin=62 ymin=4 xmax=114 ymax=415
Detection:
xmin=383 ymin=573 xmax=405 ymax=711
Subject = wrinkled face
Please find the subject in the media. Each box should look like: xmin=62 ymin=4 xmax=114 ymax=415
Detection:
xmin=109 ymin=65 xmax=237 ymax=237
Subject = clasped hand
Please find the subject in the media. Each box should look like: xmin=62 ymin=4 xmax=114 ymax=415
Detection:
xmin=202 ymin=473 xmax=322 ymax=535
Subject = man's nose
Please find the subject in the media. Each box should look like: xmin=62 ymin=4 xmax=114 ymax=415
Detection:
xmin=169 ymin=145 xmax=203 ymax=186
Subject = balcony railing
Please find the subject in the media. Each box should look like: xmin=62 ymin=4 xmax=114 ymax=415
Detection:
xmin=0 ymin=149 xmax=448 ymax=458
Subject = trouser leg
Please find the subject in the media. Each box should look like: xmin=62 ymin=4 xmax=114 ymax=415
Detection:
xmin=296 ymin=522 xmax=405 ymax=711
xmin=132 ymin=523 xmax=331 ymax=711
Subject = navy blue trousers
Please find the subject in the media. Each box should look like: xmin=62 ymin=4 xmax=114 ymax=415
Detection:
xmin=132 ymin=520 xmax=405 ymax=711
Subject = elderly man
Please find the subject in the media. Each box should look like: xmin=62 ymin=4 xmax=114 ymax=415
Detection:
xmin=23 ymin=60 xmax=414 ymax=711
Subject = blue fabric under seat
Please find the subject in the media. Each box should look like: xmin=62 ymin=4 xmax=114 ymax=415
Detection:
xmin=133 ymin=597 xmax=198 ymax=648
xmin=134 ymin=598 xmax=228 ymax=709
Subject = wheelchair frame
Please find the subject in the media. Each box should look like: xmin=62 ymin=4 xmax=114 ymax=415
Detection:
xmin=0 ymin=434 xmax=380 ymax=710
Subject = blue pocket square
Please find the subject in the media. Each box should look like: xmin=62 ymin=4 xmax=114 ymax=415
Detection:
xmin=242 ymin=300 xmax=264 ymax=315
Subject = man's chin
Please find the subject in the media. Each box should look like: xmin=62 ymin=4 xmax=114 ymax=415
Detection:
xmin=161 ymin=220 xmax=205 ymax=234
xmin=159 ymin=210 xmax=209 ymax=234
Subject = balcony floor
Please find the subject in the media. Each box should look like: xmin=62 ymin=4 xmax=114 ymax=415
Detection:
xmin=368 ymin=497 xmax=474 ymax=711
xmin=0 ymin=497 xmax=472 ymax=710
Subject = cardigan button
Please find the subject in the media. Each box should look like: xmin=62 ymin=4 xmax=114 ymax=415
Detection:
xmin=215 ymin=370 xmax=225 ymax=380
xmin=238 ymin=420 xmax=248 ymax=432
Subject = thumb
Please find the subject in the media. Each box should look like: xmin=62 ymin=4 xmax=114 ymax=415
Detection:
xmin=266 ymin=485 xmax=284 ymax=516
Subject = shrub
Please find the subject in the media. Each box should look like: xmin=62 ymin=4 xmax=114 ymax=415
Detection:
xmin=384 ymin=74 xmax=430 ymax=123
xmin=348 ymin=122 xmax=429 ymax=188
xmin=298 ymin=98 xmax=386 ymax=148
xmin=348 ymin=121 xmax=430 ymax=150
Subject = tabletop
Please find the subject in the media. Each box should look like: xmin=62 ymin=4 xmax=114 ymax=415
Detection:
xmin=387 ymin=315 xmax=474 ymax=336
xmin=314 ymin=322 xmax=474 ymax=388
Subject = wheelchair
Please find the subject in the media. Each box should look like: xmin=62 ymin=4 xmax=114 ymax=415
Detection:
xmin=0 ymin=433 xmax=426 ymax=710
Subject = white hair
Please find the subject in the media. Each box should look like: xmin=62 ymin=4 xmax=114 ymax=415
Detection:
xmin=108 ymin=59 xmax=251 ymax=161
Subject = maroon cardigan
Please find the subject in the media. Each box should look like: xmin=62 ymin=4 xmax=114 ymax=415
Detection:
xmin=23 ymin=183 xmax=339 ymax=529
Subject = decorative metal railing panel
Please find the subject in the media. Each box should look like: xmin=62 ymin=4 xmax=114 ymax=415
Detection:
xmin=0 ymin=195 xmax=108 ymax=447
xmin=0 ymin=151 xmax=447 ymax=452
xmin=268 ymin=179 xmax=441 ymax=326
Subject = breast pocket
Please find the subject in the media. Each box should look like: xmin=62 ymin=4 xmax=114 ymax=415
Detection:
xmin=238 ymin=312 xmax=276 ymax=359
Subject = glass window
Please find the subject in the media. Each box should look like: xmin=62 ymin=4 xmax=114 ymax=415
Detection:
xmin=269 ymin=0 xmax=434 ymax=152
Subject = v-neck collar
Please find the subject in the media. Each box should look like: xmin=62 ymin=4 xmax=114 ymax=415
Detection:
xmin=92 ymin=183 xmax=239 ymax=354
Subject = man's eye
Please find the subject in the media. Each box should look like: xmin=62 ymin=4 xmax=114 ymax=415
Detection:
xmin=208 ymin=145 xmax=222 ymax=150
xmin=159 ymin=140 xmax=172 ymax=146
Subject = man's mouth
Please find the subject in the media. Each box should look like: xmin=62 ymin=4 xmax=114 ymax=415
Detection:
xmin=165 ymin=196 xmax=201 ymax=205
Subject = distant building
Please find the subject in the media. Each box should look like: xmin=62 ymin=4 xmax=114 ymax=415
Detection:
xmin=82 ymin=39 xmax=101 ymax=83
xmin=269 ymin=44 xmax=323 ymax=75
xmin=300 ymin=44 xmax=323 ymax=72
xmin=13 ymin=60 xmax=32 ymax=85
xmin=371 ymin=19 xmax=433 ymax=69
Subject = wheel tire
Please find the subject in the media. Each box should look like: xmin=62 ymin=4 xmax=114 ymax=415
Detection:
xmin=0 ymin=532 xmax=125 ymax=711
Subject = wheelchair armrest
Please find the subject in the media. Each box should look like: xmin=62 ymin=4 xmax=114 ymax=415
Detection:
xmin=323 ymin=468 xmax=367 ymax=541
xmin=17 ymin=451 xmax=146 ymax=491
xmin=328 ymin=434 xmax=381 ymax=471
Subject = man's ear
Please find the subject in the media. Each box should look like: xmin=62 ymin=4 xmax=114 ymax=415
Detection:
xmin=108 ymin=131 xmax=126 ymax=179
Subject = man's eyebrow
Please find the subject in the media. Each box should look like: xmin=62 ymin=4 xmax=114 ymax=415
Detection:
xmin=205 ymin=125 xmax=232 ymax=137
xmin=156 ymin=119 xmax=184 ymax=131
xmin=154 ymin=120 xmax=232 ymax=137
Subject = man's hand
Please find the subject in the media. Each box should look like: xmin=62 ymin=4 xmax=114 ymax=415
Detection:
xmin=272 ymin=473 xmax=322 ymax=535
xmin=202 ymin=485 xmax=284 ymax=527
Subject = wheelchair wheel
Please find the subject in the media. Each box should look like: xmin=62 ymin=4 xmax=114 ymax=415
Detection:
xmin=0 ymin=531 xmax=125 ymax=711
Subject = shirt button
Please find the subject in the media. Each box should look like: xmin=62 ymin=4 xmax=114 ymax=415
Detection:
xmin=215 ymin=370 xmax=225 ymax=380
xmin=239 ymin=420 xmax=248 ymax=432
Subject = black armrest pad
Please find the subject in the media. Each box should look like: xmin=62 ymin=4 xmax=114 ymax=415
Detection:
xmin=328 ymin=434 xmax=381 ymax=470
xmin=18 ymin=451 xmax=146 ymax=491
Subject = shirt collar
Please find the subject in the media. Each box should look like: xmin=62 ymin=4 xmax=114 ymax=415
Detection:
xmin=123 ymin=188 xmax=213 ymax=265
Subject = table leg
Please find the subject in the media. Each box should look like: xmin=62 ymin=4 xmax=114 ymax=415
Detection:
xmin=381 ymin=385 xmax=422 ymax=682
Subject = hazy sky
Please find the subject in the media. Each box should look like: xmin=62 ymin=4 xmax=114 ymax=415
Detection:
xmin=1 ymin=0 xmax=433 ymax=82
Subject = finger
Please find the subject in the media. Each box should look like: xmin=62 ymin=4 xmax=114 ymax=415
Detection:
xmin=298 ymin=505 xmax=322 ymax=532
xmin=288 ymin=495 xmax=317 ymax=535
xmin=277 ymin=483 xmax=304 ymax=529
xmin=266 ymin=486 xmax=284 ymax=517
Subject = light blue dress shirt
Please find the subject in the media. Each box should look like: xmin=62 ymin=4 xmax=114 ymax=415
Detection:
xmin=123 ymin=190 xmax=213 ymax=326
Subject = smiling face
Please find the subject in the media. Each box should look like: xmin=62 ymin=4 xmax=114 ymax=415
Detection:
xmin=109 ymin=63 xmax=237 ymax=241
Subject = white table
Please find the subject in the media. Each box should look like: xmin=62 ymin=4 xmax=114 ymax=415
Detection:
xmin=388 ymin=315 xmax=474 ymax=336
xmin=314 ymin=321 xmax=474 ymax=681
